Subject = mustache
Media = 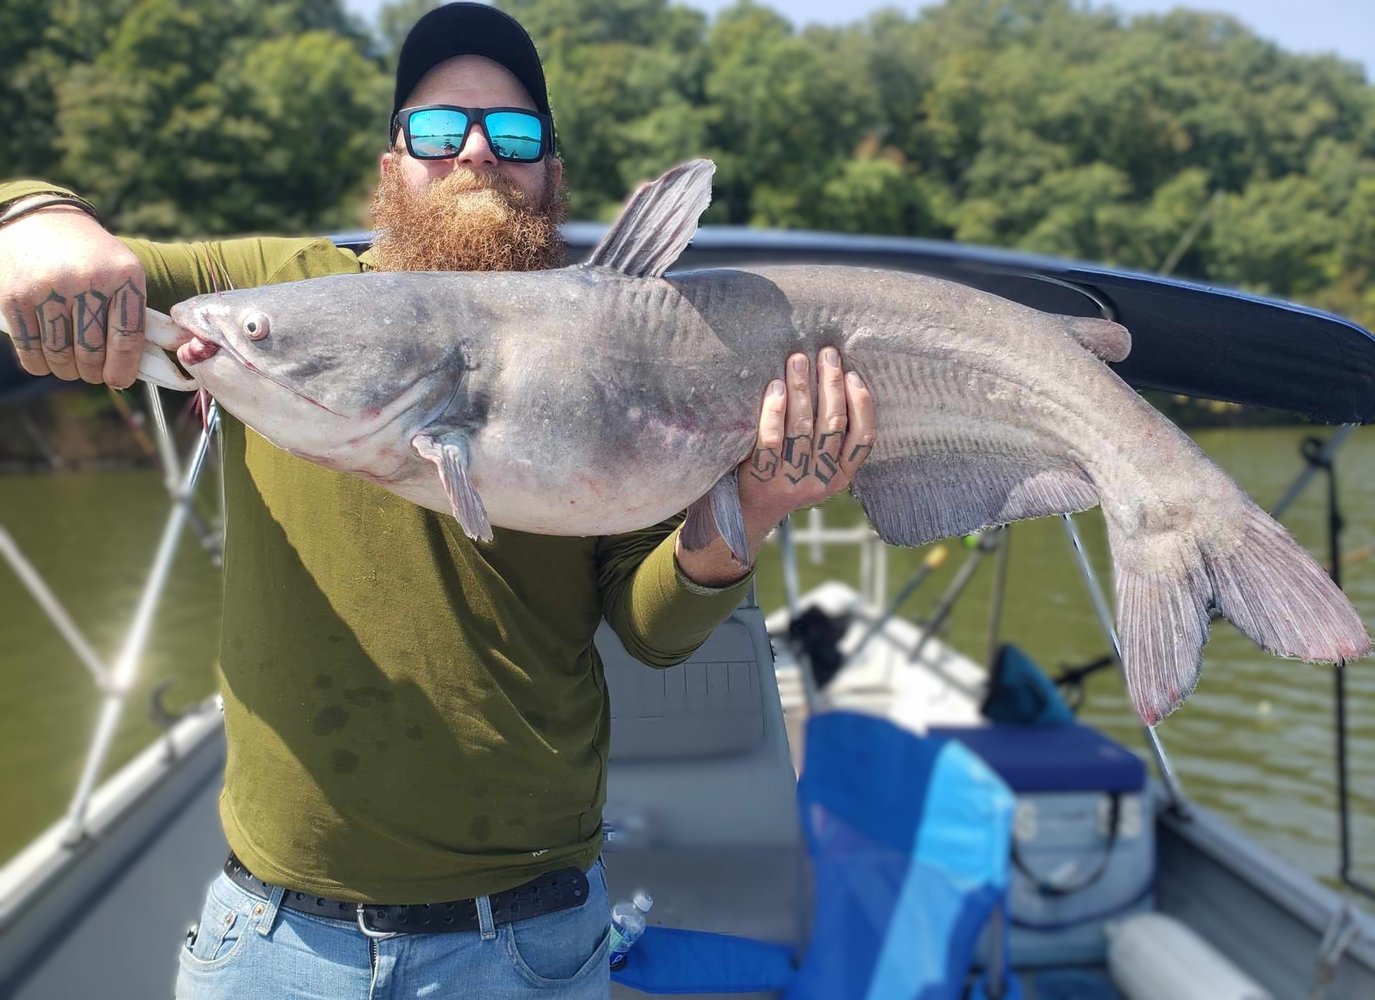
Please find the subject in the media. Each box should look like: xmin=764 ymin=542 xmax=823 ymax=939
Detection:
xmin=430 ymin=167 xmax=528 ymax=204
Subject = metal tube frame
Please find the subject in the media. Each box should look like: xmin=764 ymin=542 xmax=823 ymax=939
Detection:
xmin=1281 ymin=426 xmax=1373 ymax=902
xmin=60 ymin=402 xmax=220 ymax=844
xmin=986 ymin=526 xmax=1011 ymax=671
xmin=1060 ymin=514 xmax=1190 ymax=815
xmin=0 ymin=528 xmax=112 ymax=690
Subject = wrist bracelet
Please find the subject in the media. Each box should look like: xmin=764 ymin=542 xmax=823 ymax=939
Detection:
xmin=0 ymin=194 xmax=102 ymax=231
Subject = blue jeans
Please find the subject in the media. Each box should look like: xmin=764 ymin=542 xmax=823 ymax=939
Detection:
xmin=175 ymin=859 xmax=611 ymax=999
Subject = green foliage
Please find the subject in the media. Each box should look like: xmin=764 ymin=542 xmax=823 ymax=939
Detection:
xmin=3 ymin=0 xmax=387 ymax=238
xmin=499 ymin=0 xmax=713 ymax=219
xmin=5 ymin=0 xmax=1375 ymax=330
xmin=377 ymin=0 xmax=440 ymax=73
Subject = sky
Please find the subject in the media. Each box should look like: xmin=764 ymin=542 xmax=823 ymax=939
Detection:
xmin=342 ymin=0 xmax=1374 ymax=80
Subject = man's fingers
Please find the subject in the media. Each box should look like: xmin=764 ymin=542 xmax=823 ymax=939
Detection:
xmin=813 ymin=347 xmax=846 ymax=487
xmin=745 ymin=379 xmax=786 ymax=483
xmin=2 ymin=306 xmax=52 ymax=377
xmin=815 ymin=348 xmax=846 ymax=434
xmin=781 ymin=353 xmax=814 ymax=484
xmin=103 ymin=272 xmax=148 ymax=389
xmin=35 ymin=288 xmax=78 ymax=381
xmin=839 ymin=369 xmax=877 ymax=479
xmin=72 ymin=287 xmax=110 ymax=384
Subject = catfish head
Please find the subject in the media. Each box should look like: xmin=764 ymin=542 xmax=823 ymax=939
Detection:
xmin=171 ymin=273 xmax=481 ymax=477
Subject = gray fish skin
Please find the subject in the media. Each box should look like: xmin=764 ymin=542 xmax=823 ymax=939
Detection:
xmin=171 ymin=160 xmax=1369 ymax=724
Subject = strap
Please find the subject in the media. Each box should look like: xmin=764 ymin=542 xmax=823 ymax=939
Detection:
xmin=1012 ymin=792 xmax=1120 ymax=897
xmin=0 ymin=194 xmax=102 ymax=230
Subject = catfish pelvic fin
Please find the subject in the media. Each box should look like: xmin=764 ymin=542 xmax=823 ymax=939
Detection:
xmin=682 ymin=468 xmax=750 ymax=564
xmin=413 ymin=430 xmax=492 ymax=542
xmin=584 ymin=159 xmax=715 ymax=278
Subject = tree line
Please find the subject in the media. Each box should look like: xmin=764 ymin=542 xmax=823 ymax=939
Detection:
xmin=3 ymin=0 xmax=1374 ymax=330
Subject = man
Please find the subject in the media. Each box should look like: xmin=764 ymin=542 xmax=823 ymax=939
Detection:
xmin=0 ymin=4 xmax=874 ymax=997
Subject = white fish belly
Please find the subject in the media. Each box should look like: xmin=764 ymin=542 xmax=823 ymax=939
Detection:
xmin=467 ymin=419 xmax=746 ymax=536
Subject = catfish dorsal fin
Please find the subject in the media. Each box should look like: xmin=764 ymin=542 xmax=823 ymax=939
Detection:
xmin=584 ymin=159 xmax=715 ymax=278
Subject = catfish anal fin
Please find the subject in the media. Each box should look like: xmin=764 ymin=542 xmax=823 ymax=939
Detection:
xmin=851 ymin=453 xmax=1099 ymax=547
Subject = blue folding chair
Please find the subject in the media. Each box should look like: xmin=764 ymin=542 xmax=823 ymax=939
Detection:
xmin=612 ymin=711 xmax=1016 ymax=998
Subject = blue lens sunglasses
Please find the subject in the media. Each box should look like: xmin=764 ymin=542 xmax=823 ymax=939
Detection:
xmin=392 ymin=105 xmax=554 ymax=163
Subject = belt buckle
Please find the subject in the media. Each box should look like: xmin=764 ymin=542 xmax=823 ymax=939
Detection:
xmin=356 ymin=904 xmax=399 ymax=940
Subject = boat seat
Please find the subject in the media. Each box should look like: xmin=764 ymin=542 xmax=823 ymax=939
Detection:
xmin=606 ymin=616 xmax=767 ymax=762
xmin=928 ymin=723 xmax=1146 ymax=794
xmin=597 ymin=608 xmax=806 ymax=999
xmin=599 ymin=609 xmax=801 ymax=850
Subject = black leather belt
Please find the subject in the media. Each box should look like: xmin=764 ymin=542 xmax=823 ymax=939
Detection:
xmin=223 ymin=853 xmax=589 ymax=936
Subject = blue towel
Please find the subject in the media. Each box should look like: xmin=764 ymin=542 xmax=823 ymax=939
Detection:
xmin=609 ymin=926 xmax=797 ymax=995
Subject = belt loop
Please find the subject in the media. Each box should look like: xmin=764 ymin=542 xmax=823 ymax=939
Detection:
xmin=476 ymin=894 xmax=496 ymax=941
xmin=254 ymin=884 xmax=286 ymax=937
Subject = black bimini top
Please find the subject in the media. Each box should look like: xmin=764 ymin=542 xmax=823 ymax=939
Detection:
xmin=9 ymin=226 xmax=1372 ymax=423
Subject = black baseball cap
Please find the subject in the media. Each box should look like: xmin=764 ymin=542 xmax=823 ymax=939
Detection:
xmin=391 ymin=3 xmax=553 ymax=140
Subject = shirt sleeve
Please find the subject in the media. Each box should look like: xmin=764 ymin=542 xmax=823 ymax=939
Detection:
xmin=0 ymin=179 xmax=85 ymax=209
xmin=596 ymin=516 xmax=755 ymax=668
xmin=125 ymin=236 xmax=364 ymax=310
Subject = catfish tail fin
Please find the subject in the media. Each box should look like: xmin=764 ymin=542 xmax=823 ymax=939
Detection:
xmin=1108 ymin=500 xmax=1369 ymax=724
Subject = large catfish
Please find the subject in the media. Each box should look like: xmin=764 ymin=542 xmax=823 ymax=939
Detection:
xmin=160 ymin=160 xmax=1368 ymax=724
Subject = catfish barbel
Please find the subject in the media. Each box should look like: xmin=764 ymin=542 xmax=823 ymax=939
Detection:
xmin=149 ymin=159 xmax=1368 ymax=724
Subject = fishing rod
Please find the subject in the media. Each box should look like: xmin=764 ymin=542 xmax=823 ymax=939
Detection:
xmin=904 ymin=529 xmax=1001 ymax=669
xmin=849 ymin=543 xmax=948 ymax=659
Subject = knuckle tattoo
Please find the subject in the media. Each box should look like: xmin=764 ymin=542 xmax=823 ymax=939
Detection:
xmin=37 ymin=290 xmax=71 ymax=351
xmin=75 ymin=289 xmax=110 ymax=352
xmin=814 ymin=432 xmax=843 ymax=485
xmin=110 ymin=279 xmax=147 ymax=338
xmin=9 ymin=312 xmax=40 ymax=351
xmin=747 ymin=447 xmax=779 ymax=482
xmin=782 ymin=435 xmax=813 ymax=484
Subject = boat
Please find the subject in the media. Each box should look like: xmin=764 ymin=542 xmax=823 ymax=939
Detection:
xmin=1 ymin=227 xmax=1372 ymax=999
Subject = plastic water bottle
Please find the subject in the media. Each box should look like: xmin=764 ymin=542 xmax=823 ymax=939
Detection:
xmin=607 ymin=890 xmax=653 ymax=970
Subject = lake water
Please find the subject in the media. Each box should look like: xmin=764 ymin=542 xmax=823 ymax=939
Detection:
xmin=1 ymin=426 xmax=1371 ymax=889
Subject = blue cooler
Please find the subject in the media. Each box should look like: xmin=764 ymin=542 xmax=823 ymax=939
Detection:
xmin=930 ymin=724 xmax=1154 ymax=967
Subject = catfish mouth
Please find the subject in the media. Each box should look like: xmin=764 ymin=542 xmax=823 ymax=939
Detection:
xmin=170 ymin=304 xmax=223 ymax=368
xmin=168 ymin=305 xmax=349 ymax=419
xmin=177 ymin=335 xmax=220 ymax=366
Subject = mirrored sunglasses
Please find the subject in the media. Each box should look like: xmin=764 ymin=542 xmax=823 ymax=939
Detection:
xmin=393 ymin=105 xmax=552 ymax=164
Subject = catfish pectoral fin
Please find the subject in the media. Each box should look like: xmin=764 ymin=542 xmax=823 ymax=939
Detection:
xmin=145 ymin=308 xmax=190 ymax=351
xmin=682 ymin=469 xmax=749 ymax=564
xmin=412 ymin=431 xmax=492 ymax=542
xmin=138 ymin=341 xmax=197 ymax=391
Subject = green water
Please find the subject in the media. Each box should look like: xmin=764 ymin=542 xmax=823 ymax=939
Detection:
xmin=0 ymin=469 xmax=223 ymax=861
xmin=1 ymin=427 xmax=1371 ymax=889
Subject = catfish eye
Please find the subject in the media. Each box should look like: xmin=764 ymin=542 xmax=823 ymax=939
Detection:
xmin=243 ymin=313 xmax=270 ymax=341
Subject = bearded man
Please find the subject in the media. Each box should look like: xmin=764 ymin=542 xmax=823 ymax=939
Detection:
xmin=0 ymin=4 xmax=873 ymax=997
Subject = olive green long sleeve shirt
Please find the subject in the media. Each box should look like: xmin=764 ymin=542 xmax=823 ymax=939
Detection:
xmin=1 ymin=180 xmax=753 ymax=901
